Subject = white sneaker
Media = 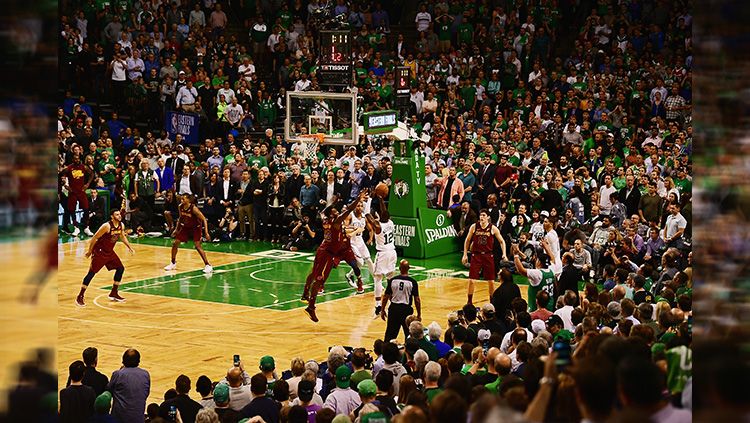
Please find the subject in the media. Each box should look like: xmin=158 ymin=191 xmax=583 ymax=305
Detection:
xmin=164 ymin=262 xmax=177 ymax=271
xmin=203 ymin=264 xmax=213 ymax=273
xmin=84 ymin=227 xmax=94 ymax=237
xmin=72 ymin=227 xmax=80 ymax=237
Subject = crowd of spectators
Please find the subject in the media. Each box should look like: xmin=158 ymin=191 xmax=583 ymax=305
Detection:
xmin=56 ymin=0 xmax=692 ymax=421
xmin=55 ymin=283 xmax=692 ymax=423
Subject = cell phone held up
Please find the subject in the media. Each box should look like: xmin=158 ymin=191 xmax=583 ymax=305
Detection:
xmin=233 ymin=354 xmax=240 ymax=367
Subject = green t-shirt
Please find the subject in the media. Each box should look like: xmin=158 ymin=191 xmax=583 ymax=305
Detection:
xmin=425 ymin=387 xmax=444 ymax=403
xmin=613 ymin=176 xmax=626 ymax=190
xmin=458 ymin=23 xmax=474 ymax=43
xmin=350 ymin=370 xmax=373 ymax=389
xmin=484 ymin=375 xmax=503 ymax=395
xmin=674 ymin=178 xmax=692 ymax=194
xmin=97 ymin=157 xmax=117 ymax=184
xmin=460 ymin=85 xmax=476 ymax=109
xmin=527 ymin=269 xmax=556 ymax=312
xmin=247 ymin=155 xmax=268 ymax=169
xmin=438 ymin=21 xmax=452 ymax=41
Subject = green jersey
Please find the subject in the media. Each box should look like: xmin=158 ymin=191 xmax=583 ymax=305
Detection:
xmin=527 ymin=268 xmax=556 ymax=312
xmin=458 ymin=23 xmax=474 ymax=43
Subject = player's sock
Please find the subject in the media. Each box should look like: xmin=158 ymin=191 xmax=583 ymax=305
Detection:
xmin=374 ymin=275 xmax=383 ymax=298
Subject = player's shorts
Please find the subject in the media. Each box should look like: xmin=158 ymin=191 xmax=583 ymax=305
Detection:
xmin=469 ymin=252 xmax=496 ymax=281
xmin=374 ymin=249 xmax=397 ymax=276
xmin=331 ymin=246 xmax=357 ymax=268
xmin=311 ymin=248 xmax=337 ymax=283
xmin=89 ymin=251 xmax=123 ymax=273
xmin=351 ymin=240 xmax=370 ymax=264
xmin=175 ymin=224 xmax=203 ymax=243
xmin=67 ymin=190 xmax=89 ymax=211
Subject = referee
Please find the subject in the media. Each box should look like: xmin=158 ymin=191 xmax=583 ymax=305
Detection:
xmin=380 ymin=259 xmax=422 ymax=343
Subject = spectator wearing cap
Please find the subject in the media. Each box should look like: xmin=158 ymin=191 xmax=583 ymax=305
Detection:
xmin=259 ymin=355 xmax=277 ymax=393
xmin=107 ymin=349 xmax=150 ymax=423
xmin=296 ymin=379 xmax=321 ymax=423
xmin=606 ymin=302 xmax=622 ymax=330
xmin=158 ymin=374 xmax=203 ymax=423
xmin=60 ymin=360 xmax=96 ymax=423
xmin=240 ymin=373 xmax=280 ymax=423
xmin=407 ymin=321 xmax=439 ymax=361
xmin=323 ymin=365 xmax=362 ymax=416
xmin=478 ymin=303 xmax=507 ymax=337
xmin=350 ymin=379 xmax=381 ymax=420
xmin=545 ymin=315 xmax=565 ymax=339
xmin=426 ymin=322 xmax=451 ymax=358
xmin=211 ymin=383 xmax=241 ymax=422
xmin=90 ymin=391 xmax=114 ymax=423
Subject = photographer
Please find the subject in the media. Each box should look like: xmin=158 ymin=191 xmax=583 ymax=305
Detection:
xmin=285 ymin=212 xmax=318 ymax=251
xmin=215 ymin=207 xmax=239 ymax=241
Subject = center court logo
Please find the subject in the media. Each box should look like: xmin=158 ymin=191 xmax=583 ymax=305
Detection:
xmin=436 ymin=214 xmax=445 ymax=226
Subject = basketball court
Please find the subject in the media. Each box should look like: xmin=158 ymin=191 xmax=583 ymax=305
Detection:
xmin=56 ymin=236 xmax=530 ymax=405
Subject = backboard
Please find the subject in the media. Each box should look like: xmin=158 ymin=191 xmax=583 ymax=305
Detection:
xmin=285 ymin=91 xmax=358 ymax=146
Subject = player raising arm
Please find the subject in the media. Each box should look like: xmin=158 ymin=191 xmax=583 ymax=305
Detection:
xmin=76 ymin=209 xmax=134 ymax=307
xmin=461 ymin=209 xmax=508 ymax=306
xmin=365 ymin=193 xmax=397 ymax=318
xmin=164 ymin=194 xmax=213 ymax=273
xmin=303 ymin=189 xmax=369 ymax=322
xmin=512 ymin=237 xmax=560 ymax=312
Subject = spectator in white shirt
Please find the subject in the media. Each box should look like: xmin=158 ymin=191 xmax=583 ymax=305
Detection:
xmin=217 ymin=81 xmax=236 ymax=104
xmin=224 ymin=97 xmax=244 ymax=128
xmin=599 ymin=174 xmax=617 ymax=215
xmin=415 ymin=5 xmax=431 ymax=32
xmin=175 ymin=80 xmax=198 ymax=112
xmin=294 ymin=73 xmax=311 ymax=92
xmin=553 ymin=291 xmax=577 ymax=331
xmin=238 ymin=57 xmax=256 ymax=83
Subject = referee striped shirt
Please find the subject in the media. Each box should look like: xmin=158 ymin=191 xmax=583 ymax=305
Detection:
xmin=385 ymin=275 xmax=419 ymax=306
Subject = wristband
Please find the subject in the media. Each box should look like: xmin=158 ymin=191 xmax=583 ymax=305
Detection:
xmin=540 ymin=376 xmax=556 ymax=386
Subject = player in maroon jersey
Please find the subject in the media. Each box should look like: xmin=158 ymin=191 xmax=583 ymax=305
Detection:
xmin=302 ymin=190 xmax=368 ymax=322
xmin=163 ymin=194 xmax=213 ymax=273
xmin=76 ymin=209 xmax=134 ymax=307
xmin=60 ymin=154 xmax=94 ymax=237
xmin=462 ymin=209 xmax=508 ymax=306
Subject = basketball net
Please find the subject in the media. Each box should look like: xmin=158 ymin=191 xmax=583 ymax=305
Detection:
xmin=298 ymin=133 xmax=325 ymax=162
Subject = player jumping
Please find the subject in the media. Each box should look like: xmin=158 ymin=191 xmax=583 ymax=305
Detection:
xmin=302 ymin=190 xmax=368 ymax=323
xmin=344 ymin=200 xmax=375 ymax=292
xmin=163 ymin=194 xmax=213 ymax=273
xmin=365 ymin=194 xmax=397 ymax=318
xmin=76 ymin=209 xmax=134 ymax=307
xmin=462 ymin=209 xmax=508 ymax=306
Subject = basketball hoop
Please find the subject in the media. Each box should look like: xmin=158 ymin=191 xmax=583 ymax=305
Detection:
xmin=297 ymin=133 xmax=325 ymax=162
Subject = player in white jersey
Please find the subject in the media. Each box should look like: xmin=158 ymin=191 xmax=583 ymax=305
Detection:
xmin=365 ymin=194 xmax=397 ymax=317
xmin=344 ymin=201 xmax=375 ymax=287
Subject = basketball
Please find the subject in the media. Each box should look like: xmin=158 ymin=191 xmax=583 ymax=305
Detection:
xmin=374 ymin=183 xmax=389 ymax=198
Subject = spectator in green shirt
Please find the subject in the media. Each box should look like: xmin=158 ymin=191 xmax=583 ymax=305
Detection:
xmin=423 ymin=361 xmax=443 ymax=403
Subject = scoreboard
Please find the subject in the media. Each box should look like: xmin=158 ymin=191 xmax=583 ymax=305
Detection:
xmin=319 ymin=30 xmax=352 ymax=87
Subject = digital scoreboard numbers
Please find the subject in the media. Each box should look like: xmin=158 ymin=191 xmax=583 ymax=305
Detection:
xmin=363 ymin=110 xmax=398 ymax=133
xmin=319 ymin=30 xmax=352 ymax=87
xmin=396 ymin=66 xmax=411 ymax=94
